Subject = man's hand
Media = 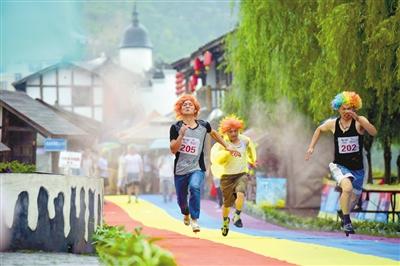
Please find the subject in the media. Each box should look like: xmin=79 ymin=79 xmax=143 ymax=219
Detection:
xmin=179 ymin=124 xmax=188 ymax=136
xmin=305 ymin=147 xmax=314 ymax=161
xmin=347 ymin=110 xmax=360 ymax=121
xmin=249 ymin=161 xmax=258 ymax=169
xmin=226 ymin=144 xmax=241 ymax=157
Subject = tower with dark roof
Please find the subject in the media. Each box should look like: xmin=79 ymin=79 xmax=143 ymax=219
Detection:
xmin=119 ymin=4 xmax=153 ymax=73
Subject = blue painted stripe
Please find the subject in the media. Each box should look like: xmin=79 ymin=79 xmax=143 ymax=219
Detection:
xmin=141 ymin=195 xmax=400 ymax=261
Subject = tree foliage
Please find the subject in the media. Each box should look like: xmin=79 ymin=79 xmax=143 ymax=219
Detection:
xmin=225 ymin=0 xmax=400 ymax=182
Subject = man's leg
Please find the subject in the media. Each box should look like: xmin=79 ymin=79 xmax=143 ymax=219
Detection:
xmin=127 ymin=184 xmax=133 ymax=203
xmin=174 ymin=174 xmax=190 ymax=225
xmin=134 ymin=183 xmax=140 ymax=202
xmin=339 ymin=178 xmax=355 ymax=233
xmin=233 ymin=174 xmax=247 ymax=228
xmin=220 ymin=176 xmax=234 ymax=236
xmin=221 ymin=205 xmax=230 ymax=236
xmin=233 ymin=192 xmax=245 ymax=227
xmin=188 ymin=171 xmax=204 ymax=232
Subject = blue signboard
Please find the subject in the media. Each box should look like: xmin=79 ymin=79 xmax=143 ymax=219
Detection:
xmin=44 ymin=138 xmax=67 ymax=151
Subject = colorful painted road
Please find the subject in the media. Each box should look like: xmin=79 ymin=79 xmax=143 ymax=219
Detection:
xmin=104 ymin=195 xmax=399 ymax=266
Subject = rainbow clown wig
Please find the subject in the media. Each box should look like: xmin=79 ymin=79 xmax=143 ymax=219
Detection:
xmin=174 ymin=94 xmax=201 ymax=119
xmin=331 ymin=91 xmax=362 ymax=111
xmin=219 ymin=115 xmax=245 ymax=134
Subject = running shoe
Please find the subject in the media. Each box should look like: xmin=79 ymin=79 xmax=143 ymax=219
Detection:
xmin=191 ymin=220 xmax=200 ymax=233
xmin=233 ymin=213 xmax=243 ymax=228
xmin=183 ymin=215 xmax=190 ymax=226
xmin=343 ymin=223 xmax=355 ymax=234
xmin=221 ymin=217 xmax=230 ymax=237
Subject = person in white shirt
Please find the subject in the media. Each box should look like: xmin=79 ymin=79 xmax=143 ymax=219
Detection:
xmin=157 ymin=153 xmax=175 ymax=203
xmin=97 ymin=151 xmax=109 ymax=193
xmin=117 ymin=150 xmax=126 ymax=195
xmin=81 ymin=149 xmax=94 ymax=177
xmin=124 ymin=146 xmax=143 ymax=203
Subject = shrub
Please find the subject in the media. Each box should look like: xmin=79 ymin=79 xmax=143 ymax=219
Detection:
xmin=245 ymin=202 xmax=400 ymax=238
xmin=92 ymin=224 xmax=176 ymax=266
xmin=0 ymin=161 xmax=36 ymax=173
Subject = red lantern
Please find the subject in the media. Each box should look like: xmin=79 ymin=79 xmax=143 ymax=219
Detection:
xmin=189 ymin=75 xmax=198 ymax=92
xmin=193 ymin=57 xmax=203 ymax=75
xmin=203 ymin=51 xmax=212 ymax=71
xmin=175 ymin=72 xmax=185 ymax=95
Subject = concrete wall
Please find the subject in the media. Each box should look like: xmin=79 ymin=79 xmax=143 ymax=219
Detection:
xmin=0 ymin=173 xmax=103 ymax=253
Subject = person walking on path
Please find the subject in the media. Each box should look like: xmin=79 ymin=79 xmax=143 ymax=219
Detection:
xmin=210 ymin=115 xmax=257 ymax=236
xmin=124 ymin=146 xmax=143 ymax=203
xmin=157 ymin=152 xmax=175 ymax=203
xmin=305 ymin=91 xmax=377 ymax=235
xmin=169 ymin=95 xmax=239 ymax=233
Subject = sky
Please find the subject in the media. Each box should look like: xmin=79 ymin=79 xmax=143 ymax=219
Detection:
xmin=1 ymin=1 xmax=86 ymax=70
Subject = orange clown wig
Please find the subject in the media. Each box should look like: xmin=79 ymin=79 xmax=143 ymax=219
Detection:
xmin=174 ymin=94 xmax=201 ymax=119
xmin=219 ymin=115 xmax=245 ymax=134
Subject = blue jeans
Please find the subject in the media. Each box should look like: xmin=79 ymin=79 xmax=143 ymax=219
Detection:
xmin=174 ymin=170 xmax=205 ymax=219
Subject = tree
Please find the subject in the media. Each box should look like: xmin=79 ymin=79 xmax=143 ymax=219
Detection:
xmin=225 ymin=0 xmax=400 ymax=183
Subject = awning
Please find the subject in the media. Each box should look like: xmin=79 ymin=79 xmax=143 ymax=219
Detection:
xmin=149 ymin=138 xmax=170 ymax=150
xmin=0 ymin=142 xmax=10 ymax=152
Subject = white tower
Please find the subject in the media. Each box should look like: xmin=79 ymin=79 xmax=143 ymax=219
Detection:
xmin=119 ymin=5 xmax=153 ymax=73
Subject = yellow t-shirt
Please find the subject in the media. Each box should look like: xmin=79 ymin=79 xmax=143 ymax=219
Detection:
xmin=210 ymin=134 xmax=256 ymax=179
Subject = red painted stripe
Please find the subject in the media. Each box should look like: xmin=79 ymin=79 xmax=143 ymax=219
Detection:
xmin=104 ymin=201 xmax=296 ymax=266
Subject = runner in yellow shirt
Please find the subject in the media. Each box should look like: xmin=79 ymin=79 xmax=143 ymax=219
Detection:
xmin=210 ymin=115 xmax=257 ymax=236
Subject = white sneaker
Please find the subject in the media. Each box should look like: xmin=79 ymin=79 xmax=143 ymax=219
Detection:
xmin=191 ymin=220 xmax=200 ymax=233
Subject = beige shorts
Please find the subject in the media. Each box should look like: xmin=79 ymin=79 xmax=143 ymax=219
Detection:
xmin=220 ymin=172 xmax=247 ymax=208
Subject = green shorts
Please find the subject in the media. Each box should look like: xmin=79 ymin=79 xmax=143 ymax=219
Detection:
xmin=220 ymin=172 xmax=247 ymax=208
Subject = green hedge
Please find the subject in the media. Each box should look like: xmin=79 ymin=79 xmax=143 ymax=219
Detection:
xmin=92 ymin=224 xmax=176 ymax=266
xmin=0 ymin=161 xmax=36 ymax=173
xmin=245 ymin=202 xmax=400 ymax=238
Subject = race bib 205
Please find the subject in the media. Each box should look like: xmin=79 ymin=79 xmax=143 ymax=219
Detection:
xmin=179 ymin=137 xmax=200 ymax=155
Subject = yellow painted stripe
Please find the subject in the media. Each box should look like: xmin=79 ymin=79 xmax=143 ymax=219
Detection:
xmin=106 ymin=196 xmax=398 ymax=266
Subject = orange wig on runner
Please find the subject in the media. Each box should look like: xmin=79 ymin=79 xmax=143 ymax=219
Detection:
xmin=219 ymin=115 xmax=245 ymax=134
xmin=174 ymin=94 xmax=201 ymax=119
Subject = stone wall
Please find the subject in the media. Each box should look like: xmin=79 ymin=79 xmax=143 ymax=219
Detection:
xmin=0 ymin=174 xmax=103 ymax=253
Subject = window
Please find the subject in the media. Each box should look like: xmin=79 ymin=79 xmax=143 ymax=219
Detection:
xmin=27 ymin=87 xmax=41 ymax=99
xmin=59 ymin=87 xmax=72 ymax=105
xmin=72 ymin=86 xmax=93 ymax=106
xmin=43 ymin=87 xmax=57 ymax=104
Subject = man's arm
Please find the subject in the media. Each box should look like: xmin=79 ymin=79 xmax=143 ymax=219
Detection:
xmin=359 ymin=116 xmax=377 ymax=136
xmin=348 ymin=111 xmax=377 ymax=136
xmin=210 ymin=143 xmax=230 ymax=164
xmin=305 ymin=119 xmax=335 ymax=160
xmin=210 ymin=129 xmax=241 ymax=157
xmin=170 ymin=124 xmax=188 ymax=154
xmin=246 ymin=138 xmax=257 ymax=166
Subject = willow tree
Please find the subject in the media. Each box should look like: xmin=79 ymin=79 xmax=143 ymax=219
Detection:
xmin=225 ymin=0 xmax=400 ymax=183
xmin=364 ymin=0 xmax=400 ymax=183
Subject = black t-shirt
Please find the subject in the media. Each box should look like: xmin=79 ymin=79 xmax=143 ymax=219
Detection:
xmin=170 ymin=120 xmax=212 ymax=175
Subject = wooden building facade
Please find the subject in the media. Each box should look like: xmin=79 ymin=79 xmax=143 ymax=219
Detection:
xmin=0 ymin=90 xmax=98 ymax=173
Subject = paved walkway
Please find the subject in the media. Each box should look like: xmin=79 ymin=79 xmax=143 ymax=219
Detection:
xmin=0 ymin=252 xmax=99 ymax=266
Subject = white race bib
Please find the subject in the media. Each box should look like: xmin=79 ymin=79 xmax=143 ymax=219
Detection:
xmin=338 ymin=136 xmax=359 ymax=154
xmin=179 ymin=137 xmax=200 ymax=155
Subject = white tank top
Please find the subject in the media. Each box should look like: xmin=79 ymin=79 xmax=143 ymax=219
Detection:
xmin=224 ymin=138 xmax=248 ymax=175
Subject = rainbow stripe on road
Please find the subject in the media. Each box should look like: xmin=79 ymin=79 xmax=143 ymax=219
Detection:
xmin=105 ymin=195 xmax=399 ymax=266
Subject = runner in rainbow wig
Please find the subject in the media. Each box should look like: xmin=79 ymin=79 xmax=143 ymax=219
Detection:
xmin=305 ymin=91 xmax=377 ymax=235
xmin=170 ymin=95 xmax=239 ymax=233
xmin=210 ymin=115 xmax=257 ymax=236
